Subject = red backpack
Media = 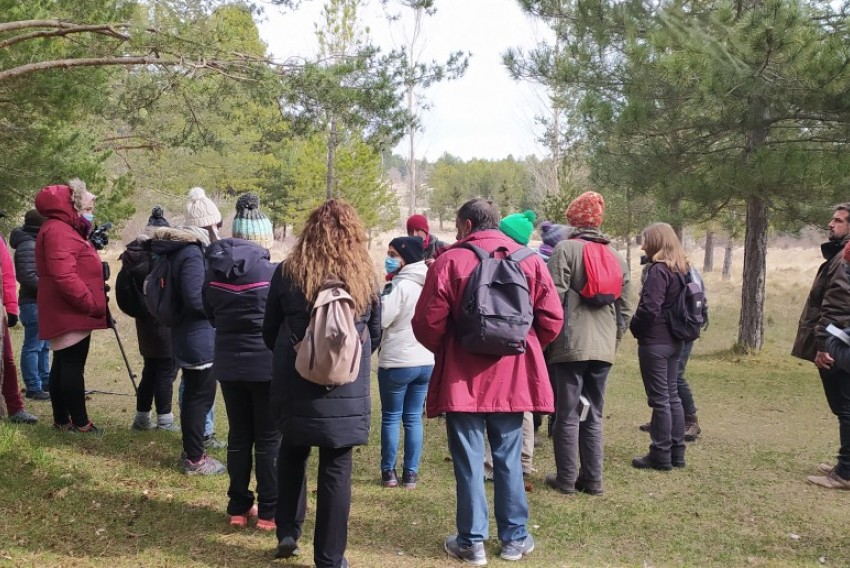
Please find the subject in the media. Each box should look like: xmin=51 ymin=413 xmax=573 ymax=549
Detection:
xmin=574 ymin=238 xmax=623 ymax=307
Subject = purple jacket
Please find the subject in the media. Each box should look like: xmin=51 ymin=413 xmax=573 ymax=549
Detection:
xmin=629 ymin=262 xmax=685 ymax=345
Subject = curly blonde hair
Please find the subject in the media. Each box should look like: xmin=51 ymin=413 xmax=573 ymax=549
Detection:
xmin=283 ymin=199 xmax=378 ymax=313
xmin=642 ymin=222 xmax=689 ymax=274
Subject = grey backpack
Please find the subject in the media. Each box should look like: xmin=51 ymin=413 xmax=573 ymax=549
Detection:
xmin=456 ymin=244 xmax=535 ymax=356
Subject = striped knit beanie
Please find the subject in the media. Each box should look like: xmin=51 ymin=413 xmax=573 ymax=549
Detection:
xmin=232 ymin=193 xmax=274 ymax=249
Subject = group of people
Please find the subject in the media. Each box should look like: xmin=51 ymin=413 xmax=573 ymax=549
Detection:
xmin=1 ymin=180 xmax=721 ymax=567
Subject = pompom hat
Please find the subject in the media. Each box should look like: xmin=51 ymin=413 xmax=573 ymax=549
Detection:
xmin=147 ymin=206 xmax=170 ymax=228
xmin=499 ymin=210 xmax=537 ymax=245
xmin=232 ymin=193 xmax=274 ymax=249
xmin=566 ymin=191 xmax=605 ymax=228
xmin=184 ymin=187 xmax=222 ymax=228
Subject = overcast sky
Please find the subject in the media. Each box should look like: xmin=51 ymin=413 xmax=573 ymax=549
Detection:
xmin=257 ymin=0 xmax=554 ymax=162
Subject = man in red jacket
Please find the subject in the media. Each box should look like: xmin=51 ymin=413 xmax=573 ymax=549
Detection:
xmin=412 ymin=198 xmax=562 ymax=565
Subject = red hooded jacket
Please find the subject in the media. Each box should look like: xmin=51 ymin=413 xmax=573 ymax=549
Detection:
xmin=411 ymin=229 xmax=563 ymax=417
xmin=35 ymin=185 xmax=108 ymax=340
xmin=0 ymin=237 xmax=18 ymax=316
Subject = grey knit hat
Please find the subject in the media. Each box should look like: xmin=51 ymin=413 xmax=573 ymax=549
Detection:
xmin=184 ymin=187 xmax=221 ymax=228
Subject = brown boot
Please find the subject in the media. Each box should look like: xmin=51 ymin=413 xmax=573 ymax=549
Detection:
xmin=684 ymin=414 xmax=701 ymax=442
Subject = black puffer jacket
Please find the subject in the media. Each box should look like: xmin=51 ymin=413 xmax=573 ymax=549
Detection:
xmin=119 ymin=238 xmax=172 ymax=359
xmin=262 ymin=269 xmax=381 ymax=448
xmin=9 ymin=226 xmax=39 ymax=305
xmin=203 ymin=238 xmax=276 ymax=382
xmin=150 ymin=228 xmax=214 ymax=368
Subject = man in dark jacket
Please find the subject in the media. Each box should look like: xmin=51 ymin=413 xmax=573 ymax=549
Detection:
xmin=793 ymin=203 xmax=850 ymax=489
xmin=10 ymin=210 xmax=50 ymax=400
xmin=406 ymin=214 xmax=448 ymax=262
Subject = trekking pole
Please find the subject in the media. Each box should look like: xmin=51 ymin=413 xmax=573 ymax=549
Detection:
xmin=108 ymin=306 xmax=139 ymax=395
xmin=102 ymin=261 xmax=138 ymax=395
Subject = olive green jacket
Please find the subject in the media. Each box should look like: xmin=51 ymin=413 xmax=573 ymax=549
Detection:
xmin=545 ymin=228 xmax=633 ymax=364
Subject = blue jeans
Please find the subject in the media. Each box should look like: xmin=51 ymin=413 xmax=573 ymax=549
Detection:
xmin=377 ymin=365 xmax=432 ymax=473
xmin=445 ymin=412 xmax=528 ymax=547
xmin=19 ymin=303 xmax=50 ymax=393
xmin=179 ymin=375 xmax=216 ymax=437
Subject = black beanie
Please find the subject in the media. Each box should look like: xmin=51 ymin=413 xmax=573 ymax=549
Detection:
xmin=147 ymin=206 xmax=170 ymax=228
xmin=389 ymin=236 xmax=425 ymax=266
xmin=24 ymin=209 xmax=45 ymax=228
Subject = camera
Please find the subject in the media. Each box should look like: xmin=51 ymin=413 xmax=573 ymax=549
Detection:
xmin=89 ymin=222 xmax=112 ymax=251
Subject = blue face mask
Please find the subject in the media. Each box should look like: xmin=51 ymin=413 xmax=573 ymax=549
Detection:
xmin=82 ymin=213 xmax=94 ymax=222
xmin=385 ymin=256 xmax=401 ymax=274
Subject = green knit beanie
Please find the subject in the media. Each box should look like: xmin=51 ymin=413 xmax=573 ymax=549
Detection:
xmin=499 ymin=210 xmax=537 ymax=245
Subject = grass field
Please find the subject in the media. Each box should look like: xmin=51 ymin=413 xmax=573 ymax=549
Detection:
xmin=0 ymin=242 xmax=848 ymax=567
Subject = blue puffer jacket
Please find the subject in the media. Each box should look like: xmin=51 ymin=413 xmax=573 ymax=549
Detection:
xmin=9 ymin=226 xmax=39 ymax=305
xmin=150 ymin=228 xmax=214 ymax=369
xmin=203 ymin=238 xmax=277 ymax=382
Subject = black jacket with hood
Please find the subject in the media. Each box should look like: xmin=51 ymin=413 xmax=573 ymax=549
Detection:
xmin=150 ymin=228 xmax=213 ymax=368
xmin=9 ymin=225 xmax=39 ymax=305
xmin=203 ymin=238 xmax=277 ymax=382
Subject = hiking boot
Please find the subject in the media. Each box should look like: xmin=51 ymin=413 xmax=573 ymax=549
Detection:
xmin=131 ymin=411 xmax=156 ymax=431
xmin=631 ymin=455 xmax=672 ymax=471
xmin=382 ymin=469 xmax=399 ymax=488
xmin=202 ymin=434 xmax=227 ymax=449
xmin=818 ymin=463 xmax=835 ymax=474
xmin=182 ymin=454 xmax=225 ymax=476
xmin=9 ymin=410 xmax=38 ymax=424
xmin=25 ymin=390 xmax=50 ymax=401
xmin=275 ymin=536 xmax=301 ymax=559
xmin=229 ymin=504 xmax=257 ymax=528
xmin=402 ymin=469 xmax=418 ymax=489
xmin=545 ymin=473 xmax=574 ymax=495
xmin=574 ymin=477 xmax=604 ymax=496
xmin=638 ymin=422 xmax=651 ymax=432
xmin=71 ymin=422 xmax=102 ymax=435
xmin=53 ymin=422 xmax=73 ymax=431
xmin=500 ymin=534 xmax=535 ymax=561
xmin=444 ymin=535 xmax=487 ymax=566
xmin=807 ymin=470 xmax=850 ymax=490
xmin=684 ymin=414 xmax=701 ymax=442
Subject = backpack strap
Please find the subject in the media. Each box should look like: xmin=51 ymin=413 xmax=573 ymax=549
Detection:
xmin=507 ymin=246 xmax=536 ymax=263
xmin=460 ymin=243 xmax=489 ymax=261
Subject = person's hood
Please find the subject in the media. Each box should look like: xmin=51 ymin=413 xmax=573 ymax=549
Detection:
xmin=570 ymin=227 xmax=611 ymax=245
xmin=119 ymin=237 xmax=152 ymax=276
xmin=9 ymin=226 xmax=35 ymax=248
xmin=205 ymin=238 xmax=270 ymax=280
xmin=822 ymin=234 xmax=850 ymax=261
xmin=393 ymin=260 xmax=428 ymax=286
xmin=35 ymin=185 xmax=81 ymax=230
xmin=150 ymin=227 xmax=204 ymax=256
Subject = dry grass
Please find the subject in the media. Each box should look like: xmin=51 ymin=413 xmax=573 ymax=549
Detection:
xmin=0 ymin=239 xmax=848 ymax=567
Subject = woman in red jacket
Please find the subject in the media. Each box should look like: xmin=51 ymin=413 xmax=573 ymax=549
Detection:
xmin=35 ymin=180 xmax=108 ymax=433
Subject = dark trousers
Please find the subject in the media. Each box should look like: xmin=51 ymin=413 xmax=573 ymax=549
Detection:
xmin=180 ymin=367 xmax=216 ymax=461
xmin=819 ymin=367 xmax=850 ymax=479
xmin=638 ymin=342 xmax=685 ymax=464
xmin=49 ymin=336 xmax=91 ymax=427
xmin=550 ymin=360 xmax=611 ymax=488
xmin=677 ymin=340 xmax=697 ymax=416
xmin=136 ymin=357 xmax=177 ymax=414
xmin=220 ymin=381 xmax=281 ymax=521
xmin=276 ymin=444 xmax=352 ymax=568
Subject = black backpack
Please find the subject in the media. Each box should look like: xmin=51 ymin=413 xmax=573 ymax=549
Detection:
xmin=143 ymin=253 xmax=183 ymax=327
xmin=455 ymin=243 xmax=535 ymax=356
xmin=116 ymin=256 xmax=150 ymax=319
xmin=667 ymin=270 xmax=705 ymax=342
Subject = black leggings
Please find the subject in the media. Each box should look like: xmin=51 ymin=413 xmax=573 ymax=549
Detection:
xmin=181 ymin=367 xmax=217 ymax=461
xmin=136 ymin=357 xmax=177 ymax=414
xmin=49 ymin=336 xmax=91 ymax=427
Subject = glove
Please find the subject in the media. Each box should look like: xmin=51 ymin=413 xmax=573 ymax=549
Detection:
xmin=7 ymin=314 xmax=17 ymax=328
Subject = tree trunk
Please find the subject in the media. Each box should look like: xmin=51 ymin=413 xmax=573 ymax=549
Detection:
xmin=670 ymin=196 xmax=683 ymax=242
xmin=407 ymin=86 xmax=416 ymax=216
xmin=722 ymin=240 xmax=733 ymax=280
xmin=736 ymin=196 xmax=768 ymax=351
xmin=703 ymin=230 xmax=714 ymax=272
xmin=326 ymin=119 xmax=337 ymax=200
xmin=625 ymin=235 xmax=633 ymax=275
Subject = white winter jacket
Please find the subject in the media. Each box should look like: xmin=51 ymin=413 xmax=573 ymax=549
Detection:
xmin=378 ymin=261 xmax=435 ymax=368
